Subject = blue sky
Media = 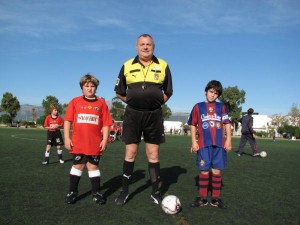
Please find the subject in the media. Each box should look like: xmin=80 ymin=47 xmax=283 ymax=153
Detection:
xmin=1 ymin=0 xmax=300 ymax=116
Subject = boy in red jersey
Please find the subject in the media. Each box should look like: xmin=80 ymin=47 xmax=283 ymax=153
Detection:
xmin=116 ymin=122 xmax=122 ymax=140
xmin=188 ymin=80 xmax=232 ymax=209
xmin=42 ymin=104 xmax=64 ymax=165
xmin=64 ymin=74 xmax=113 ymax=205
xmin=108 ymin=119 xmax=117 ymax=142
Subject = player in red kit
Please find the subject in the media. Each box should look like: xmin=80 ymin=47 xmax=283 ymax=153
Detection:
xmin=109 ymin=120 xmax=117 ymax=142
xmin=188 ymin=80 xmax=232 ymax=209
xmin=42 ymin=103 xmax=64 ymax=165
xmin=64 ymin=74 xmax=113 ymax=205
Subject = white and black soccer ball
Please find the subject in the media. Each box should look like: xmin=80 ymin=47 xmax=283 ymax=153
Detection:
xmin=260 ymin=151 xmax=267 ymax=158
xmin=161 ymin=195 xmax=182 ymax=215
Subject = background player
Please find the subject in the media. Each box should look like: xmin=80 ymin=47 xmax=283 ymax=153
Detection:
xmin=108 ymin=119 xmax=117 ymax=143
xmin=237 ymin=108 xmax=260 ymax=157
xmin=42 ymin=103 xmax=64 ymax=165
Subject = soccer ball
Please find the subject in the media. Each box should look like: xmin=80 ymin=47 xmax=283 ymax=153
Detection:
xmin=161 ymin=195 xmax=182 ymax=215
xmin=260 ymin=151 xmax=267 ymax=158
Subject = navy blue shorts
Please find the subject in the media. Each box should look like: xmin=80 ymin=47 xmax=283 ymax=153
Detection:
xmin=196 ymin=146 xmax=227 ymax=171
xmin=121 ymin=106 xmax=165 ymax=144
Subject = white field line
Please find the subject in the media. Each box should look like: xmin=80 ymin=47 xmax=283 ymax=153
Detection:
xmin=11 ymin=134 xmax=44 ymax=142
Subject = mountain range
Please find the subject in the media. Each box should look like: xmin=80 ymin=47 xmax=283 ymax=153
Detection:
xmin=15 ymin=104 xmax=44 ymax=121
xmin=4 ymin=103 xmax=188 ymax=122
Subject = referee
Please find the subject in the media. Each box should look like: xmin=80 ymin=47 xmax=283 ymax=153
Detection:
xmin=114 ymin=34 xmax=173 ymax=206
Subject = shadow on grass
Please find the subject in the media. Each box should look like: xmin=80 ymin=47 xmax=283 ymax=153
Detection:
xmin=63 ymin=158 xmax=73 ymax=163
xmin=77 ymin=190 xmax=92 ymax=201
xmin=102 ymin=169 xmax=146 ymax=203
xmin=160 ymin=166 xmax=187 ymax=195
xmin=70 ymin=170 xmax=146 ymax=204
xmin=43 ymin=158 xmax=73 ymax=165
xmin=126 ymin=166 xmax=187 ymax=202
xmin=241 ymin=152 xmax=255 ymax=157
xmin=100 ymin=166 xmax=187 ymax=203
xmin=235 ymin=150 xmax=254 ymax=157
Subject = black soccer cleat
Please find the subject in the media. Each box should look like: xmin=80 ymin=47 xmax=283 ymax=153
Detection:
xmin=151 ymin=191 xmax=162 ymax=205
xmin=92 ymin=192 xmax=106 ymax=205
xmin=210 ymin=198 xmax=227 ymax=209
xmin=115 ymin=190 xmax=129 ymax=206
xmin=190 ymin=196 xmax=208 ymax=207
xmin=65 ymin=192 xmax=78 ymax=204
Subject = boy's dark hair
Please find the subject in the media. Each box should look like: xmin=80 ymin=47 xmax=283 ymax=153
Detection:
xmin=205 ymin=80 xmax=223 ymax=97
xmin=247 ymin=108 xmax=254 ymax=115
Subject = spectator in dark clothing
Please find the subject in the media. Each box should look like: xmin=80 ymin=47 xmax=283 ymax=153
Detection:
xmin=272 ymin=131 xmax=276 ymax=142
xmin=237 ymin=108 xmax=260 ymax=157
xmin=184 ymin=127 xmax=188 ymax=136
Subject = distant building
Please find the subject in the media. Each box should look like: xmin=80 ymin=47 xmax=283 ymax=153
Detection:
xmin=164 ymin=121 xmax=182 ymax=134
xmin=166 ymin=112 xmax=190 ymax=124
xmin=236 ymin=114 xmax=275 ymax=137
xmin=252 ymin=115 xmax=272 ymax=132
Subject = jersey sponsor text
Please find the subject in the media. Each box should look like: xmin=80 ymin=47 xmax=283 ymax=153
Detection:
xmin=77 ymin=114 xmax=99 ymax=125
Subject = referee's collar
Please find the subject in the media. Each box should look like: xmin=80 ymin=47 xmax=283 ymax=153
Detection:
xmin=132 ymin=55 xmax=159 ymax=64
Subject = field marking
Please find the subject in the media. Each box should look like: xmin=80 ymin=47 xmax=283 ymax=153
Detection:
xmin=11 ymin=134 xmax=44 ymax=142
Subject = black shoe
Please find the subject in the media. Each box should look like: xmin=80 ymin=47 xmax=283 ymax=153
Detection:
xmin=92 ymin=192 xmax=106 ymax=205
xmin=115 ymin=190 xmax=129 ymax=206
xmin=210 ymin=198 xmax=227 ymax=209
xmin=190 ymin=196 xmax=208 ymax=207
xmin=65 ymin=192 xmax=77 ymax=204
xmin=150 ymin=191 xmax=162 ymax=205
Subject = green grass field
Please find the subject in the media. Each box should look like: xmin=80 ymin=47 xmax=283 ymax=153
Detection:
xmin=0 ymin=127 xmax=299 ymax=225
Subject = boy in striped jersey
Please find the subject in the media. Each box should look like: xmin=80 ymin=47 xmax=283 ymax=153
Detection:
xmin=188 ymin=80 xmax=232 ymax=209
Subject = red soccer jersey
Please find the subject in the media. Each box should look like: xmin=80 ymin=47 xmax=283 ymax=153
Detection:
xmin=117 ymin=125 xmax=122 ymax=133
xmin=110 ymin=123 xmax=117 ymax=132
xmin=44 ymin=115 xmax=63 ymax=132
xmin=64 ymin=96 xmax=113 ymax=155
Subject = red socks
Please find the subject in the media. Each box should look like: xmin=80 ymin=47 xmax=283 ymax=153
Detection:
xmin=198 ymin=173 xmax=222 ymax=199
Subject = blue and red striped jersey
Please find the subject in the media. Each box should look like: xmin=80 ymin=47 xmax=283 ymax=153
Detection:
xmin=188 ymin=101 xmax=231 ymax=148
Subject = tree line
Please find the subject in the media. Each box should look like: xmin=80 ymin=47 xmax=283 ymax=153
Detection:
xmin=1 ymin=89 xmax=300 ymax=138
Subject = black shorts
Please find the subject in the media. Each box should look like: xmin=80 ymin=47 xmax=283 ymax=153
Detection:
xmin=72 ymin=154 xmax=101 ymax=166
xmin=122 ymin=106 xmax=165 ymax=145
xmin=47 ymin=130 xmax=64 ymax=146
